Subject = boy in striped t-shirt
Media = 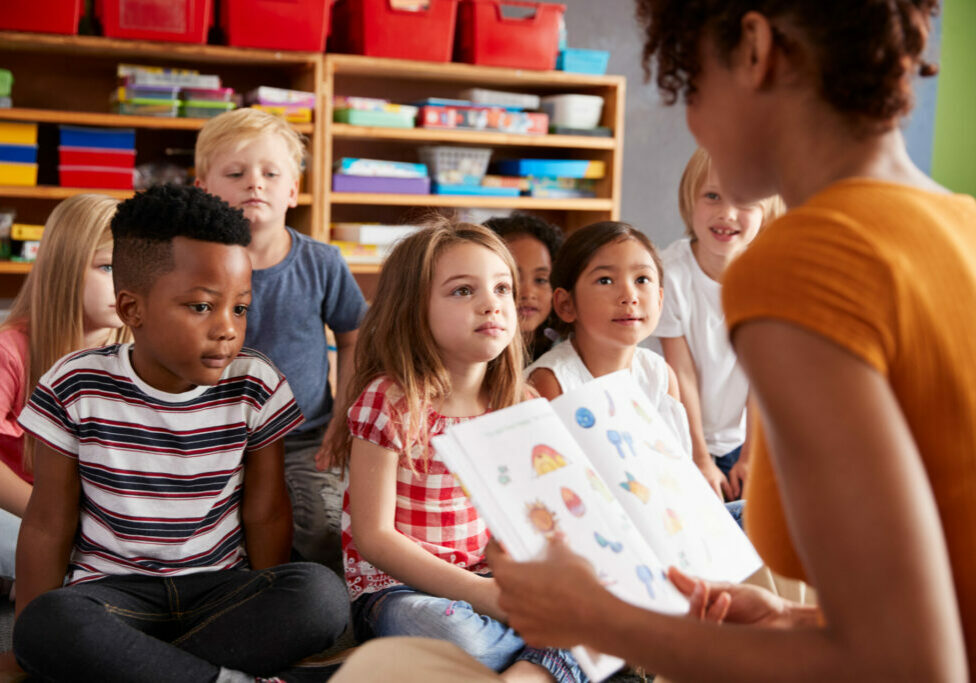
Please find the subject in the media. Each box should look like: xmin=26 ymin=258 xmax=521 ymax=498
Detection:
xmin=13 ymin=185 xmax=347 ymax=682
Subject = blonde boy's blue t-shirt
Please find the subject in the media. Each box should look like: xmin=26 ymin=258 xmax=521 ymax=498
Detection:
xmin=245 ymin=227 xmax=367 ymax=434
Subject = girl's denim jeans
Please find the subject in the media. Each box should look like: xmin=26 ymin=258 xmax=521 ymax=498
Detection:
xmin=14 ymin=562 xmax=348 ymax=682
xmin=352 ymin=584 xmax=588 ymax=683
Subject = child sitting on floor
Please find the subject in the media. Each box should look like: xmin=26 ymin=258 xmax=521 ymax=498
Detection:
xmin=195 ymin=108 xmax=367 ymax=569
xmin=484 ymin=212 xmax=564 ymax=363
xmin=327 ymin=218 xmax=586 ymax=683
xmin=13 ymin=185 xmax=347 ymax=682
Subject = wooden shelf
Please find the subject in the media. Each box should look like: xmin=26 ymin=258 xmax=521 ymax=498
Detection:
xmin=0 ymin=31 xmax=320 ymax=66
xmin=0 ymin=262 xmax=33 ymax=275
xmin=326 ymin=54 xmax=624 ymax=90
xmin=347 ymin=263 xmax=383 ymax=274
xmin=0 ymin=108 xmax=314 ymax=134
xmin=0 ymin=185 xmax=313 ymax=204
xmin=331 ymin=123 xmax=614 ymax=150
xmin=330 ymin=192 xmax=614 ymax=211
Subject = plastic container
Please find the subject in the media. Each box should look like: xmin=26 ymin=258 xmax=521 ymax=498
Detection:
xmin=492 ymin=158 xmax=605 ymax=178
xmin=1 ymin=0 xmax=84 ymax=34
xmin=115 ymin=98 xmax=181 ymax=117
xmin=455 ymin=0 xmax=565 ymax=70
xmin=250 ymin=87 xmax=317 ymax=108
xmin=221 ymin=0 xmax=334 ymax=51
xmin=331 ymin=0 xmax=459 ymax=63
xmin=0 ymin=122 xmax=38 ymax=146
xmin=432 ymin=183 xmax=519 ymax=196
xmin=0 ymin=71 xmax=12 ymax=99
xmin=0 ymin=145 xmax=38 ymax=164
xmin=59 ymin=147 xmax=137 ymax=168
xmin=59 ymin=165 xmax=134 ymax=190
xmin=117 ymin=84 xmax=181 ymax=100
xmin=540 ymin=94 xmax=604 ymax=129
xmin=181 ymin=87 xmax=235 ymax=102
xmin=332 ymin=174 xmax=430 ymax=194
xmin=334 ymin=109 xmax=416 ymax=128
xmin=418 ymin=145 xmax=492 ymax=184
xmin=0 ymin=163 xmax=37 ymax=186
xmin=556 ymin=48 xmax=610 ymax=75
xmin=179 ymin=100 xmax=236 ymax=119
xmin=461 ymin=88 xmax=540 ymax=111
xmin=251 ymin=104 xmax=313 ymax=123
xmin=335 ymin=158 xmax=428 ymax=178
xmin=59 ymin=126 xmax=136 ymax=150
xmin=95 ymin=0 xmax=213 ymax=43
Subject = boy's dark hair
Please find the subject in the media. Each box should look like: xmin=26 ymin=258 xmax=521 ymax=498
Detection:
xmin=111 ymin=184 xmax=251 ymax=294
xmin=483 ymin=212 xmax=565 ymax=261
xmin=551 ymin=221 xmax=664 ymax=335
xmin=634 ymin=0 xmax=938 ymax=128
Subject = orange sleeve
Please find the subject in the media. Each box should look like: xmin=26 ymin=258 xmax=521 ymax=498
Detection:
xmin=722 ymin=208 xmax=898 ymax=375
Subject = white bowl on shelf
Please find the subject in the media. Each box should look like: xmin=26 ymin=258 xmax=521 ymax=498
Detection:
xmin=540 ymin=94 xmax=605 ymax=129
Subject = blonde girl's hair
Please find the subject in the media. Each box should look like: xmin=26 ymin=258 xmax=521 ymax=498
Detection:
xmin=330 ymin=217 xmax=526 ymax=470
xmin=194 ymin=107 xmax=307 ymax=180
xmin=678 ymin=148 xmax=786 ymax=238
xmin=2 ymin=194 xmax=131 ymax=470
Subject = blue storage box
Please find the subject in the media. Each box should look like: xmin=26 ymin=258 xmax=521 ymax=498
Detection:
xmin=493 ymin=159 xmax=605 ymax=179
xmin=59 ymin=125 xmax=136 ymax=150
xmin=0 ymin=144 xmax=38 ymax=164
xmin=557 ymin=48 xmax=610 ymax=75
xmin=431 ymin=183 xmax=520 ymax=197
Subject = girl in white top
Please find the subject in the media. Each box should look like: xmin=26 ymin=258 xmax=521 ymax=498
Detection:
xmin=526 ymin=221 xmax=691 ymax=452
xmin=655 ymin=149 xmax=784 ymax=500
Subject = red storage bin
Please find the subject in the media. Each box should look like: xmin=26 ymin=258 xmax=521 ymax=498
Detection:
xmin=331 ymin=0 xmax=459 ymax=63
xmin=59 ymin=147 xmax=136 ymax=169
xmin=1 ymin=0 xmax=84 ymax=35
xmin=221 ymin=0 xmax=334 ymax=51
xmin=95 ymin=0 xmax=212 ymax=43
xmin=456 ymin=0 xmax=565 ymax=70
xmin=59 ymin=166 xmax=135 ymax=190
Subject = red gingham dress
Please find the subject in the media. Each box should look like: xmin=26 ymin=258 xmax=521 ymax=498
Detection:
xmin=341 ymin=376 xmax=490 ymax=600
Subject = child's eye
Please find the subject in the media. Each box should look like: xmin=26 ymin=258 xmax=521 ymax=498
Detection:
xmin=451 ymin=286 xmax=473 ymax=296
xmin=188 ymin=303 xmax=212 ymax=313
xmin=534 ymin=276 xmax=550 ymax=286
xmin=636 ymin=275 xmax=652 ymax=285
xmin=226 ymin=172 xmax=243 ymax=178
xmin=234 ymin=304 xmax=249 ymax=316
xmin=495 ymin=282 xmax=512 ymax=295
xmin=98 ymin=264 xmax=113 ymax=273
xmin=265 ymin=171 xmax=279 ymax=179
xmin=597 ymin=276 xmax=613 ymax=285
xmin=705 ymin=191 xmax=720 ymax=200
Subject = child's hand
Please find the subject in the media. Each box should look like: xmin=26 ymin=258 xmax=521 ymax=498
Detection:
xmin=315 ymin=421 xmax=341 ymax=471
xmin=698 ymin=459 xmax=732 ymax=500
xmin=727 ymin=459 xmax=750 ymax=499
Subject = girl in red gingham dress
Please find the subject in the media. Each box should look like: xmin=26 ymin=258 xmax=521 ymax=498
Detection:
xmin=325 ymin=218 xmax=587 ymax=683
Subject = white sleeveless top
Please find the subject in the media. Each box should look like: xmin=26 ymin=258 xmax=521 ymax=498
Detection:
xmin=526 ymin=340 xmax=693 ymax=455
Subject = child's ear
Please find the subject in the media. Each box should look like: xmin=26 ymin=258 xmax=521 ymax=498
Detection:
xmin=194 ymin=177 xmax=206 ymax=191
xmin=552 ymin=287 xmax=577 ymax=324
xmin=115 ymin=291 xmax=144 ymax=329
xmin=287 ymin=175 xmax=299 ymax=209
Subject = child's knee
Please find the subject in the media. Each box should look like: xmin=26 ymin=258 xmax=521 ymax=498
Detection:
xmin=273 ymin=562 xmax=348 ymax=645
xmin=14 ymin=589 xmax=89 ymax=663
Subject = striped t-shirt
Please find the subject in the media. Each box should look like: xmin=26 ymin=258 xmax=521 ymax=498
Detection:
xmin=18 ymin=343 xmax=303 ymax=585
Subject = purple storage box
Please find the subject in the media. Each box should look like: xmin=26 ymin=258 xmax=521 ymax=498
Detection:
xmin=332 ymin=174 xmax=430 ymax=194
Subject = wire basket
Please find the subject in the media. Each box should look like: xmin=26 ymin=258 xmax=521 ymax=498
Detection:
xmin=418 ymin=145 xmax=492 ymax=184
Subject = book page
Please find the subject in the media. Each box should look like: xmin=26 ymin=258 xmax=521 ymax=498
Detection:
xmin=551 ymin=371 xmax=762 ymax=583
xmin=434 ymin=398 xmax=688 ymax=681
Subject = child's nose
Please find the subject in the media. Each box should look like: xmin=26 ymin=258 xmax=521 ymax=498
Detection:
xmin=212 ymin=310 xmax=239 ymax=340
xmin=620 ymin=283 xmax=638 ymax=304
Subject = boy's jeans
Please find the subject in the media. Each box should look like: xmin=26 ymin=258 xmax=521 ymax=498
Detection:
xmin=352 ymin=584 xmax=588 ymax=683
xmin=715 ymin=445 xmax=746 ymax=529
xmin=14 ymin=562 xmax=348 ymax=682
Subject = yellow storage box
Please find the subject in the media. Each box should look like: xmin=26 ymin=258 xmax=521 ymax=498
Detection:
xmin=0 ymin=122 xmax=38 ymax=146
xmin=0 ymin=162 xmax=38 ymax=186
xmin=11 ymin=224 xmax=44 ymax=241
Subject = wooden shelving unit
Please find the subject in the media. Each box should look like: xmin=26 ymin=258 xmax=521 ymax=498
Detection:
xmin=322 ymin=54 xmax=625 ymax=249
xmin=0 ymin=35 xmax=626 ymax=290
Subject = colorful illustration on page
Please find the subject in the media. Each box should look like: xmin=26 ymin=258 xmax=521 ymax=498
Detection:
xmin=561 ymin=486 xmax=586 ymax=517
xmin=620 ymin=471 xmax=650 ymax=503
xmin=575 ymin=407 xmax=596 ymax=429
xmin=586 ymin=468 xmax=615 ymax=502
xmin=526 ymin=500 xmax=559 ymax=537
xmin=531 ymin=444 xmax=568 ymax=475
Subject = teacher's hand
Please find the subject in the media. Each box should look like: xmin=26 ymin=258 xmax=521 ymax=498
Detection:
xmin=485 ymin=537 xmax=610 ymax=649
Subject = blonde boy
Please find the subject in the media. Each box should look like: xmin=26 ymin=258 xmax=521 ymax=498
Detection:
xmin=196 ymin=108 xmax=367 ymax=569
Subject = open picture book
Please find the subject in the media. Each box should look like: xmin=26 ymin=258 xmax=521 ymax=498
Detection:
xmin=433 ymin=371 xmax=762 ymax=682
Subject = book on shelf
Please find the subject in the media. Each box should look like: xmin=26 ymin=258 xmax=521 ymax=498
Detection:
xmin=434 ymin=371 xmax=761 ymax=682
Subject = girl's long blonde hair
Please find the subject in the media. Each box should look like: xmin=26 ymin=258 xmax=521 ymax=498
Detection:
xmin=3 ymin=194 xmax=130 ymax=470
xmin=330 ymin=217 xmax=526 ymax=470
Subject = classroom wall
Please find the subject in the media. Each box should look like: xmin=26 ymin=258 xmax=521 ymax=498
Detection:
xmin=561 ymin=0 xmax=696 ymax=247
xmin=932 ymin=0 xmax=976 ymax=197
